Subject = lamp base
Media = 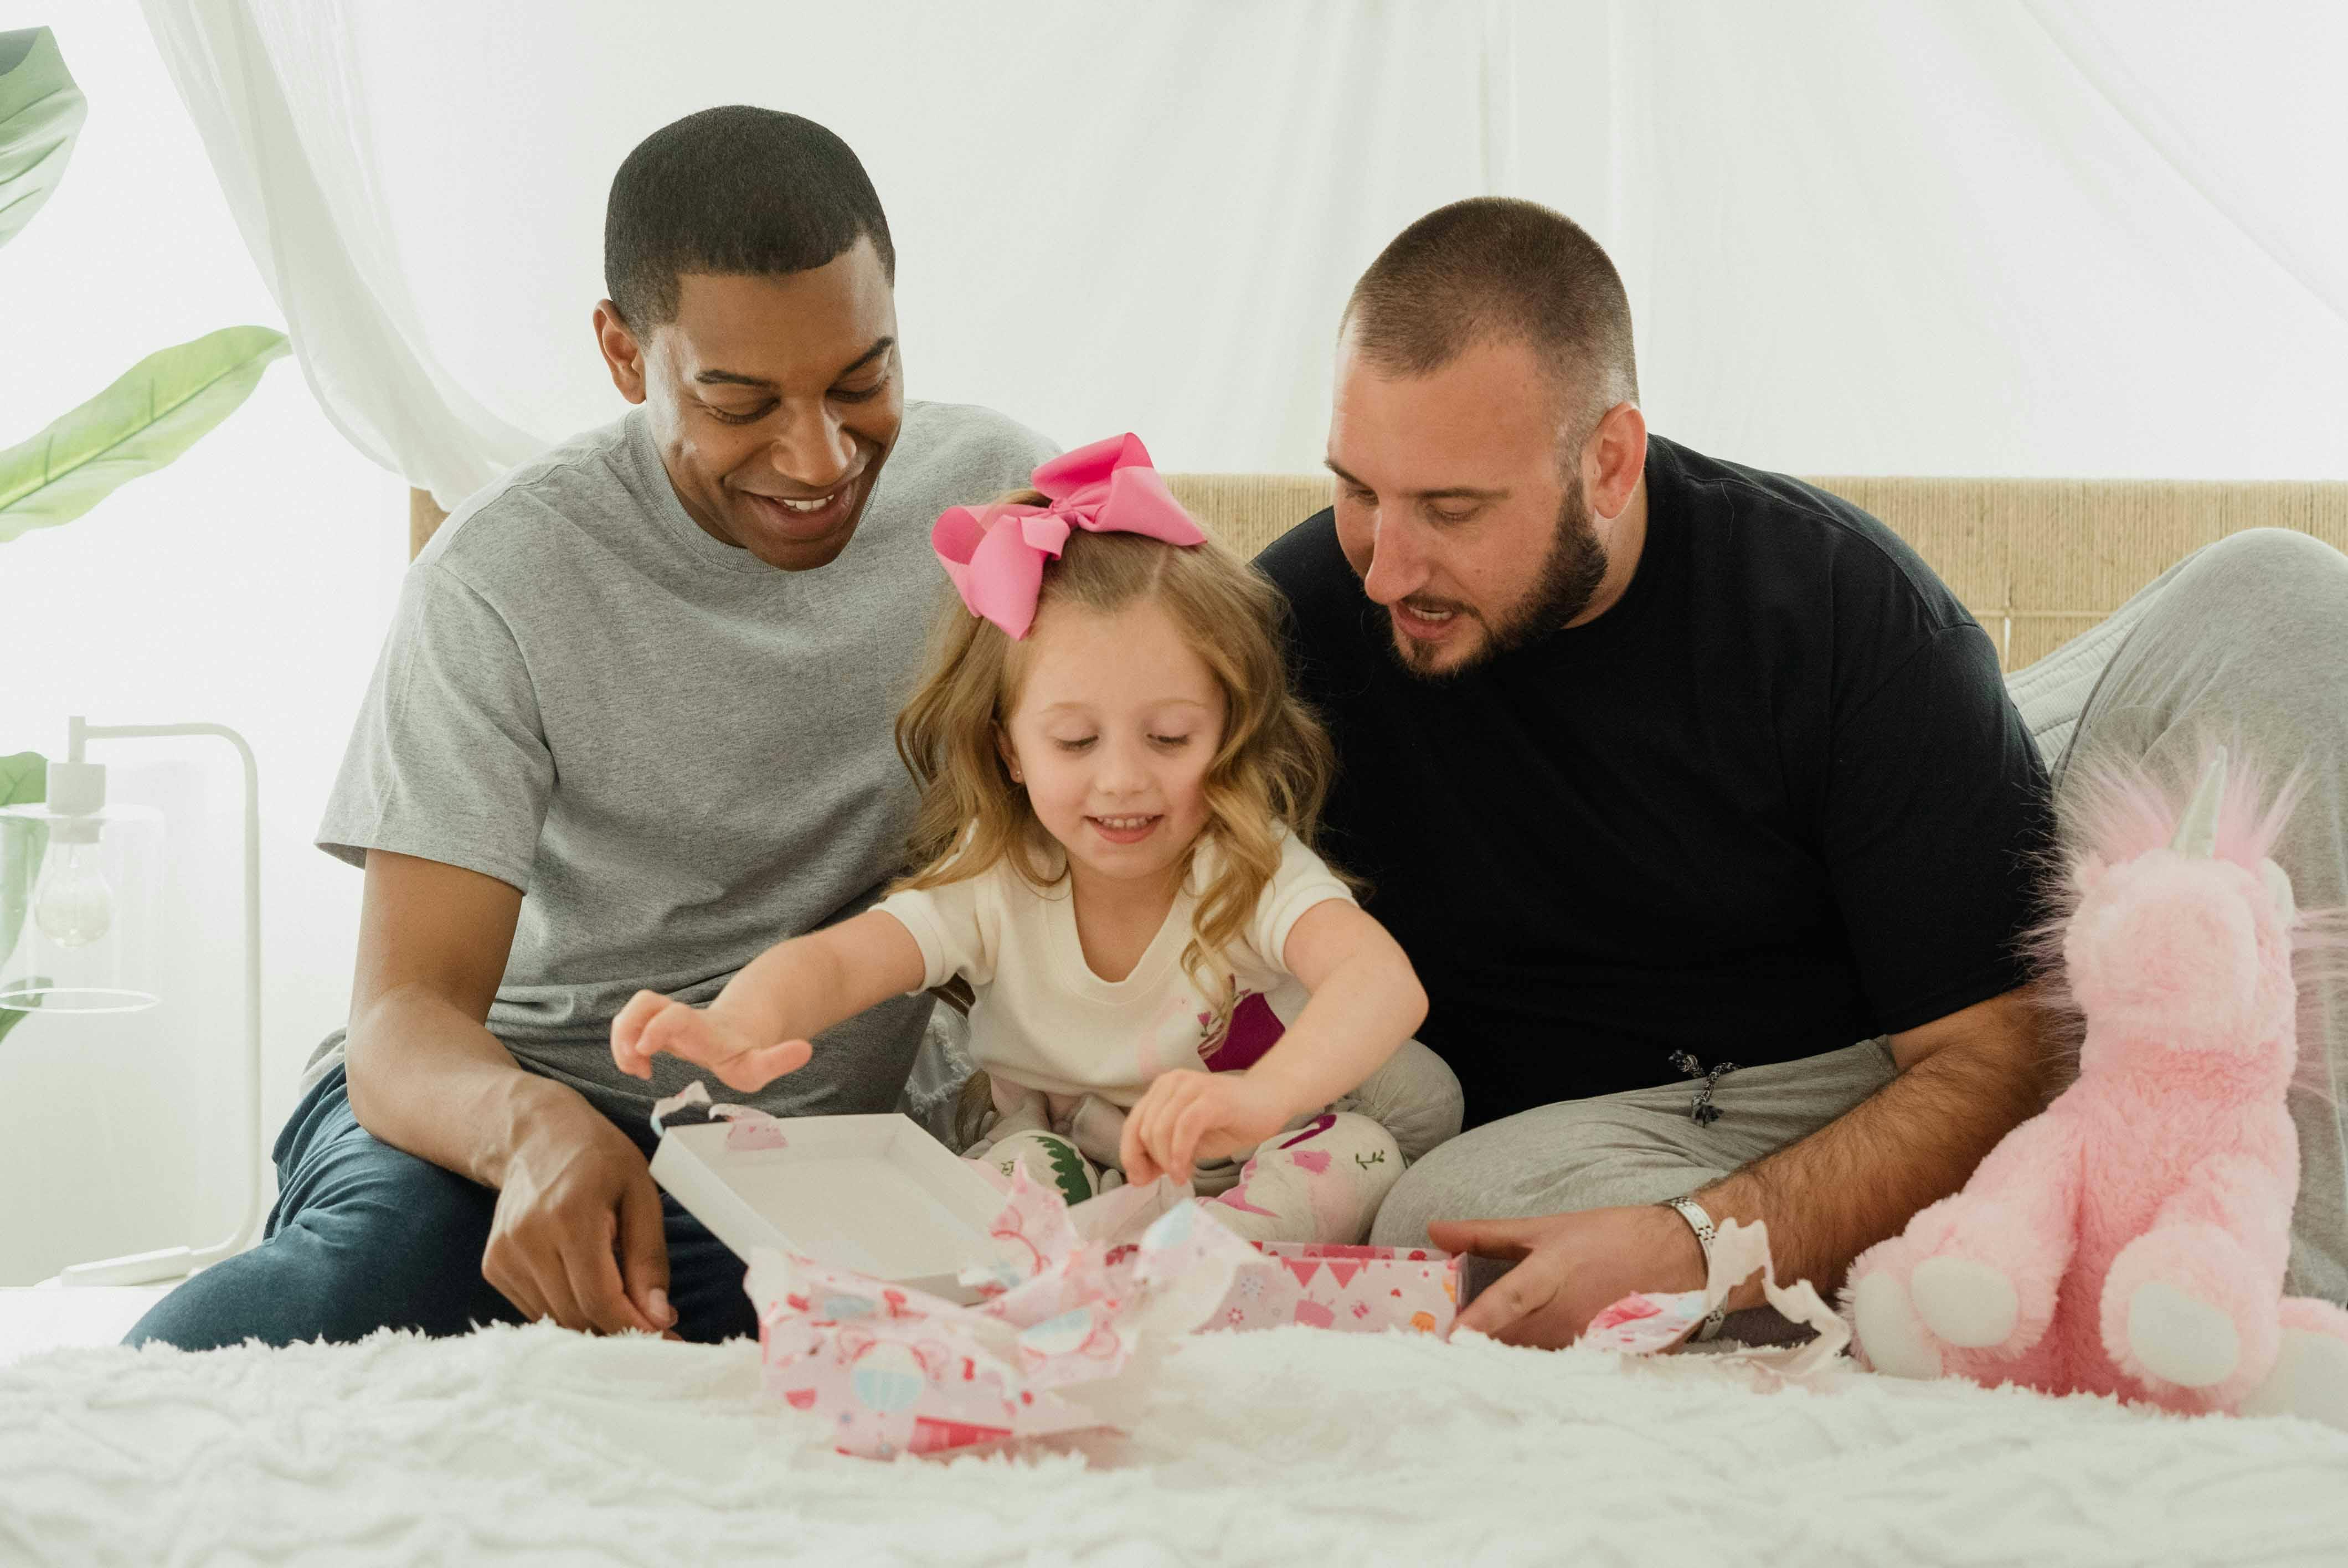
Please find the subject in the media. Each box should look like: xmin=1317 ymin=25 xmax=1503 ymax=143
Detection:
xmin=60 ymin=1245 xmax=195 ymax=1287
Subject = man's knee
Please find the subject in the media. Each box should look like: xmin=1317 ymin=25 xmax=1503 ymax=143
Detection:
xmin=2069 ymin=527 xmax=2348 ymax=790
xmin=2191 ymin=527 xmax=2348 ymax=598
xmin=1367 ymin=1099 xmax=1724 ymax=1249
xmin=126 ymin=1136 xmax=509 ymax=1350
xmin=2170 ymin=529 xmax=2348 ymax=657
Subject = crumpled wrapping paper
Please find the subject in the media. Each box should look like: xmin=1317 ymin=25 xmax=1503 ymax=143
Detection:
xmin=1580 ymin=1217 xmax=1850 ymax=1383
xmin=650 ymin=1080 xmax=790 ymax=1152
xmin=745 ymin=1169 xmax=1261 ymax=1458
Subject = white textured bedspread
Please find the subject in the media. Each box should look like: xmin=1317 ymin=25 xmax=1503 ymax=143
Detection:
xmin=4 ymin=1322 xmax=2345 ymax=1566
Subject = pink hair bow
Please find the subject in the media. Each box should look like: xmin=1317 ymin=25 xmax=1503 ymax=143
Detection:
xmin=932 ymin=432 xmax=1207 ymax=639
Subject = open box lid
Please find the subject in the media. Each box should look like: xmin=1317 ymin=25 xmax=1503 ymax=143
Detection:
xmin=649 ymin=1112 xmax=1008 ymax=1304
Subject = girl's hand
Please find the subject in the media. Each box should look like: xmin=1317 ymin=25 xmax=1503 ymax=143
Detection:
xmin=1121 ymin=1070 xmax=1297 ymax=1188
xmin=609 ymin=991 xmax=814 ymax=1093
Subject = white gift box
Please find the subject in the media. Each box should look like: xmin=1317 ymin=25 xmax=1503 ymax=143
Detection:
xmin=650 ymin=1112 xmax=1008 ymax=1304
xmin=652 ymin=1103 xmax=1466 ymax=1337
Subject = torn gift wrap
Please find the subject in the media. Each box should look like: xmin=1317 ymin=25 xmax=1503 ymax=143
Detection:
xmin=744 ymin=1167 xmax=1260 ymax=1458
xmin=1579 ymin=1218 xmax=1850 ymax=1384
xmin=650 ymin=1080 xmax=789 ymax=1152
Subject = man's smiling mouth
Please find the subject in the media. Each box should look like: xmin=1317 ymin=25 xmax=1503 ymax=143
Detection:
xmin=737 ymin=472 xmax=866 ymax=539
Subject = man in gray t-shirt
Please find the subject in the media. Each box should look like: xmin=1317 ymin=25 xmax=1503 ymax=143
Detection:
xmin=310 ymin=395 xmax=1046 ymax=1128
xmin=128 ymin=107 xmax=1052 ymax=1352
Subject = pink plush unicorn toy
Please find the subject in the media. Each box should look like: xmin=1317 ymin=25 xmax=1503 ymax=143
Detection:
xmin=1847 ymin=749 xmax=2348 ymax=1427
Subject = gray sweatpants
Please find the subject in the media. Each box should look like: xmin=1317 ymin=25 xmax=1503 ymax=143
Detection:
xmin=1371 ymin=528 xmax=2348 ymax=1307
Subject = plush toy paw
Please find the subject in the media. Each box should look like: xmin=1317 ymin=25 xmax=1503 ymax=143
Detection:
xmin=1911 ymin=1256 xmax=2021 ymax=1349
xmin=1889 ymin=1193 xmax=2062 ymax=1358
xmin=2239 ymin=1325 xmax=2348 ymax=1429
xmin=2124 ymin=1281 xmax=2241 ymax=1389
xmin=2240 ymin=1298 xmax=2348 ymax=1430
xmin=2102 ymin=1224 xmax=2275 ymax=1404
xmin=1849 ymin=1265 xmax=1943 ymax=1380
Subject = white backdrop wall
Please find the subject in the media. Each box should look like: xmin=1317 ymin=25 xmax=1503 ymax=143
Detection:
xmin=148 ymin=0 xmax=2348 ymax=500
xmin=3 ymin=1 xmax=2344 ymax=1283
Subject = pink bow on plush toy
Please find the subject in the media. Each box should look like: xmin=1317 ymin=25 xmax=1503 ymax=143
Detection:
xmin=932 ymin=433 xmax=1207 ymax=639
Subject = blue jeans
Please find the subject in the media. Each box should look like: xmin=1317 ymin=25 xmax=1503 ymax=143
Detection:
xmin=124 ymin=1065 xmax=757 ymax=1349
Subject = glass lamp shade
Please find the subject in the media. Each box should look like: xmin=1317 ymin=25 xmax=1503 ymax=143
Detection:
xmin=0 ymin=798 xmax=163 ymax=1015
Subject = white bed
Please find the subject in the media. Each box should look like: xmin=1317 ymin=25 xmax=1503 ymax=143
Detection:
xmin=5 ymin=1303 xmax=2346 ymax=1566
xmin=0 ymin=1282 xmax=163 ymax=1364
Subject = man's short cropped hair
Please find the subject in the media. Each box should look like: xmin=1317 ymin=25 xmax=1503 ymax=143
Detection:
xmin=604 ymin=106 xmax=895 ymax=328
xmin=1344 ymin=197 xmax=1638 ymax=431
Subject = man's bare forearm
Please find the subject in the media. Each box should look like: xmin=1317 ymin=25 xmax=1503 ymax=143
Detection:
xmin=1693 ymin=992 xmax=2048 ymax=1303
xmin=343 ymin=983 xmax=586 ymax=1190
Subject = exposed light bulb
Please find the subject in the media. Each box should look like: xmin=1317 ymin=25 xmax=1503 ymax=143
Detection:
xmin=34 ymin=839 xmax=114 ymax=948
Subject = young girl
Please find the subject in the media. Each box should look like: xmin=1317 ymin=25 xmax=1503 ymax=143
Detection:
xmin=612 ymin=434 xmax=1460 ymax=1244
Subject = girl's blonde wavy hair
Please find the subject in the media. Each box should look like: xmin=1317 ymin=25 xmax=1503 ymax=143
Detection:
xmin=893 ymin=491 xmax=1343 ymax=1015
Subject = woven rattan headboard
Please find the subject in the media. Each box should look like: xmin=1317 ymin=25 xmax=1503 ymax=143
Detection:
xmin=408 ymin=477 xmax=2348 ymax=672
xmin=1163 ymin=475 xmax=2348 ymax=670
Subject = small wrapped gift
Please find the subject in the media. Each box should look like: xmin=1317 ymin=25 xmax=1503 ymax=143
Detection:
xmin=1210 ymin=1241 xmax=1461 ymax=1337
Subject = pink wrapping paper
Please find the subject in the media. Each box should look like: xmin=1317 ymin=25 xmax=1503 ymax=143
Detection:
xmin=1212 ymin=1242 xmax=1460 ymax=1337
xmin=1580 ymin=1217 xmax=1850 ymax=1384
xmin=744 ymin=1169 xmax=1261 ymax=1458
xmin=650 ymin=1080 xmax=790 ymax=1152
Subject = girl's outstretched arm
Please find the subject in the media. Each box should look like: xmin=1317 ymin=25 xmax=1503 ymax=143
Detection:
xmin=1123 ymin=900 xmax=1428 ymax=1184
xmin=610 ymin=909 xmax=929 ymax=1093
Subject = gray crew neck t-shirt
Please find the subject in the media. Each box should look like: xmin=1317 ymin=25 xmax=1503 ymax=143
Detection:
xmin=312 ymin=400 xmax=1057 ymax=1129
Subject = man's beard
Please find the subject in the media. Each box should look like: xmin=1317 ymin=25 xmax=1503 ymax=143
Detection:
xmin=1387 ymin=478 xmax=1609 ymax=680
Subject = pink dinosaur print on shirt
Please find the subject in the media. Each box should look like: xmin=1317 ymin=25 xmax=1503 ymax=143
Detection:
xmin=1211 ymin=1182 xmax=1279 ymax=1219
xmin=1201 ymin=991 xmax=1281 ymax=1072
xmin=1277 ymin=1115 xmax=1337 ymax=1149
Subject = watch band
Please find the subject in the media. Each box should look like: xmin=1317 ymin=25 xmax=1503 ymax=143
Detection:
xmin=1662 ymin=1194 xmax=1729 ymax=1342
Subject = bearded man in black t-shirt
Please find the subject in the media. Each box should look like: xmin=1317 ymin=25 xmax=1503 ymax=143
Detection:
xmin=1258 ymin=197 xmax=2348 ymax=1347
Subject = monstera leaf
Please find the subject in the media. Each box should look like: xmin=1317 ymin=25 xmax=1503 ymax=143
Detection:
xmin=0 ymin=326 xmax=292 ymax=542
xmin=0 ymin=33 xmax=292 ymax=547
xmin=0 ymin=28 xmax=84 ymax=250
xmin=0 ymin=751 xmax=45 ymax=1046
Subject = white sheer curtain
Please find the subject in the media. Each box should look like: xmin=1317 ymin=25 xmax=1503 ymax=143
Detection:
xmin=141 ymin=0 xmax=2348 ymax=506
xmin=138 ymin=0 xmax=543 ymax=504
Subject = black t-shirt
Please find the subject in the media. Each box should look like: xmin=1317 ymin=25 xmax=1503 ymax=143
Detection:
xmin=1256 ymin=435 xmax=2051 ymax=1127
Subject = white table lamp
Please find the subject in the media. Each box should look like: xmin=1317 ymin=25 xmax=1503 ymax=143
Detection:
xmin=0 ymin=716 xmax=263 ymax=1286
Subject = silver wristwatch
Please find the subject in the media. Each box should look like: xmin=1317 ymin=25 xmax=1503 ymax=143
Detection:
xmin=1662 ymin=1194 xmax=1729 ymax=1342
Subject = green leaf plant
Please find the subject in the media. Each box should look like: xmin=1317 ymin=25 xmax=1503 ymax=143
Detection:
xmin=1 ymin=26 xmax=291 ymax=538
xmin=0 ymin=325 xmax=293 ymax=540
xmin=0 ymin=26 xmax=83 ymax=247
xmin=1 ymin=28 xmax=290 ymax=1040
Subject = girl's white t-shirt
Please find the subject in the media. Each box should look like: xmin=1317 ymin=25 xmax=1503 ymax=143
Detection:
xmin=874 ymin=831 xmax=1356 ymax=1107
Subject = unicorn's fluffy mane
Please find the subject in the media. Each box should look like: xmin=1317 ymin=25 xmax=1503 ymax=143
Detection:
xmin=2062 ymin=746 xmax=2299 ymax=873
xmin=2023 ymin=741 xmax=2345 ymax=1105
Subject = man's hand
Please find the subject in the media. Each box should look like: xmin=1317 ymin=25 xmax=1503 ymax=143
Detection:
xmin=347 ymin=851 xmax=671 ymax=1337
xmin=1121 ymin=1071 xmax=1296 ymax=1187
xmin=1431 ymin=1204 xmax=1707 ymax=1348
xmin=609 ymin=990 xmax=814 ymax=1092
xmin=483 ymin=1093 xmax=679 ymax=1338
